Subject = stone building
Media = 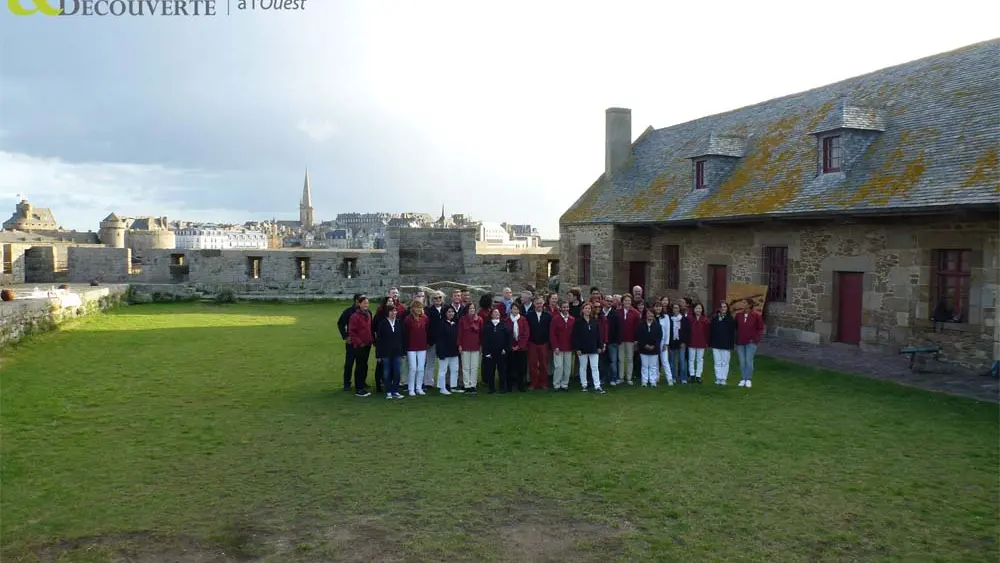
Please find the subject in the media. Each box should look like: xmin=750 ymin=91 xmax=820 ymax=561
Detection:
xmin=559 ymin=40 xmax=999 ymax=370
xmin=2 ymin=199 xmax=59 ymax=231
xmin=99 ymin=214 xmax=175 ymax=250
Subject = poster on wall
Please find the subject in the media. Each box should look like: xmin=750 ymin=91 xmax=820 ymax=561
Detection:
xmin=726 ymin=283 xmax=769 ymax=315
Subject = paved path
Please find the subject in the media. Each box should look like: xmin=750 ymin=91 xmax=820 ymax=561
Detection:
xmin=758 ymin=339 xmax=999 ymax=403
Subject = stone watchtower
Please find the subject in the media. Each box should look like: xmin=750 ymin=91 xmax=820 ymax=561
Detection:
xmin=99 ymin=213 xmax=126 ymax=248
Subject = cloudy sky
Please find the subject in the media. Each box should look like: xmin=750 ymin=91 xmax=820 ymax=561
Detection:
xmin=0 ymin=0 xmax=997 ymax=237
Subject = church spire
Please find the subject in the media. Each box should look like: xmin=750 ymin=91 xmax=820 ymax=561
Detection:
xmin=301 ymin=168 xmax=312 ymax=207
xmin=299 ymin=168 xmax=314 ymax=229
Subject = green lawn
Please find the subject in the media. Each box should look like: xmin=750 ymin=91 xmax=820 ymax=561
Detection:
xmin=2 ymin=302 xmax=997 ymax=562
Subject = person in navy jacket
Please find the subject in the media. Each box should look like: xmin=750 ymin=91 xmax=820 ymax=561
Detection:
xmin=505 ymin=302 xmax=530 ymax=392
xmin=375 ymin=305 xmax=406 ymax=399
xmin=636 ymin=307 xmax=664 ymax=387
xmin=481 ymin=307 xmax=512 ymax=393
xmin=571 ymin=302 xmax=606 ymax=393
xmin=435 ymin=307 xmax=461 ymax=394
xmin=525 ymin=296 xmax=552 ymax=390
xmin=709 ymin=300 xmax=737 ymax=385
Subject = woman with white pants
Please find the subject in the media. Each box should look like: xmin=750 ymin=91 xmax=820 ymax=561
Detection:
xmin=687 ymin=303 xmax=711 ymax=383
xmin=458 ymin=303 xmax=483 ymax=393
xmin=404 ymin=300 xmax=430 ymax=395
xmin=657 ymin=302 xmax=675 ymax=385
xmin=708 ymin=301 xmax=737 ymax=385
xmin=636 ymin=308 xmax=663 ymax=386
xmin=435 ymin=307 xmax=461 ymax=394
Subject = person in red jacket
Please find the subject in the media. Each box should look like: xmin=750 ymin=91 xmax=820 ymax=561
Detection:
xmin=458 ymin=303 xmax=483 ymax=393
xmin=735 ymin=298 xmax=765 ymax=388
xmin=505 ymin=302 xmax=530 ymax=392
xmin=686 ymin=302 xmax=711 ymax=383
xmin=404 ymin=300 xmax=430 ymax=396
xmin=346 ymin=296 xmax=374 ymax=397
xmin=618 ymin=294 xmax=640 ymax=385
xmin=549 ymin=300 xmax=575 ymax=391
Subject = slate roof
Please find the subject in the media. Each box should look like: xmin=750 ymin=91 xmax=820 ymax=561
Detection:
xmin=561 ymin=39 xmax=1000 ymax=226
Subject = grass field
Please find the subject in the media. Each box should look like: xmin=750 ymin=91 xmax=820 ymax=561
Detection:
xmin=1 ymin=302 xmax=997 ymax=562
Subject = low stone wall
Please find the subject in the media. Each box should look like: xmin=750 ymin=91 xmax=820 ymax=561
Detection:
xmin=0 ymin=284 xmax=128 ymax=348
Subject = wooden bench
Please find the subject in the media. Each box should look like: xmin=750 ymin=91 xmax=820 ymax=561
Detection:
xmin=899 ymin=346 xmax=941 ymax=371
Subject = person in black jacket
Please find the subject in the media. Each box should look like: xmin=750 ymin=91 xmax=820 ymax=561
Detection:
xmin=337 ymin=294 xmax=363 ymax=391
xmin=375 ymin=305 xmax=406 ymax=399
xmin=663 ymin=302 xmax=692 ymax=384
xmin=425 ymin=291 xmax=447 ymax=391
xmin=525 ymin=296 xmax=552 ymax=390
xmin=708 ymin=300 xmax=738 ymax=386
xmin=600 ymin=296 xmax=622 ymax=386
xmin=371 ymin=296 xmax=398 ymax=394
xmin=435 ymin=306 xmax=461 ymax=394
xmin=637 ymin=307 xmax=664 ymax=387
xmin=571 ymin=302 xmax=606 ymax=393
xmin=481 ymin=307 xmax=512 ymax=393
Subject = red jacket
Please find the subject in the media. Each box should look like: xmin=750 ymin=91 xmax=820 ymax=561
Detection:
xmin=404 ymin=314 xmax=430 ymax=351
xmin=688 ymin=314 xmax=710 ymax=348
xmin=736 ymin=311 xmax=765 ymax=345
xmin=505 ymin=314 xmax=530 ymax=350
xmin=547 ymin=304 xmax=559 ymax=316
xmin=458 ymin=314 xmax=482 ymax=351
xmin=549 ymin=313 xmax=575 ymax=351
xmin=619 ymin=307 xmax=640 ymax=342
xmin=348 ymin=309 xmax=373 ymax=347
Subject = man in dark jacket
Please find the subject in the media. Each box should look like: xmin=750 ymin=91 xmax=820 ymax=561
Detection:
xmin=337 ymin=294 xmax=363 ymax=391
xmin=526 ymin=296 xmax=552 ymax=390
xmin=425 ymin=291 xmax=447 ymax=391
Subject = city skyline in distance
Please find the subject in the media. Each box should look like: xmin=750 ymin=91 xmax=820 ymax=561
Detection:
xmin=1 ymin=1 xmax=997 ymax=238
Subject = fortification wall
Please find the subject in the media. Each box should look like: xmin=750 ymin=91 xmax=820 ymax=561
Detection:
xmin=0 ymin=284 xmax=128 ymax=347
xmin=67 ymin=247 xmax=132 ymax=283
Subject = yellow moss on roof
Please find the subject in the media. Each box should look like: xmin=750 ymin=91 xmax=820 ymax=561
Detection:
xmin=561 ymin=176 xmax=604 ymax=223
xmin=836 ymin=131 xmax=928 ymax=206
xmin=960 ymin=147 xmax=999 ymax=189
xmin=692 ymin=113 xmax=804 ymax=218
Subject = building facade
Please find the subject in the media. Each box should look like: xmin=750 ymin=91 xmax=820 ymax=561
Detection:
xmin=2 ymin=199 xmax=59 ymax=231
xmin=559 ymin=40 xmax=1000 ymax=370
xmin=174 ymin=226 xmax=268 ymax=250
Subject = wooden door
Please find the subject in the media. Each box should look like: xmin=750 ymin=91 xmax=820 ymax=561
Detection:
xmin=709 ymin=265 xmax=727 ymax=313
xmin=836 ymin=272 xmax=863 ymax=345
xmin=628 ymin=261 xmax=648 ymax=293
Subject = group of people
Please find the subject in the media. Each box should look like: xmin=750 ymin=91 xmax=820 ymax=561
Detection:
xmin=336 ymin=284 xmax=765 ymax=399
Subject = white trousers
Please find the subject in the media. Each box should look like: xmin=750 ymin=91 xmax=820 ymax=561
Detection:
xmin=460 ymin=350 xmax=480 ymax=388
xmin=688 ymin=347 xmax=706 ymax=379
xmin=406 ymin=350 xmax=427 ymax=393
xmin=437 ymin=355 xmax=459 ymax=389
xmin=659 ymin=349 xmax=674 ymax=383
xmin=619 ymin=342 xmax=635 ymax=382
xmin=712 ymin=348 xmax=731 ymax=382
xmin=552 ymin=350 xmax=574 ymax=389
xmin=423 ymin=346 xmax=436 ymax=386
xmin=578 ymin=353 xmax=601 ymax=389
xmin=640 ymin=354 xmax=659 ymax=385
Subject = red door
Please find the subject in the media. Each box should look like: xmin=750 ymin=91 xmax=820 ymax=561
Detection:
xmin=629 ymin=262 xmax=648 ymax=293
xmin=709 ymin=265 xmax=727 ymax=313
xmin=836 ymin=272 xmax=863 ymax=345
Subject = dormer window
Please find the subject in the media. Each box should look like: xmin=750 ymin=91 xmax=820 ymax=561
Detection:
xmin=694 ymin=160 xmax=707 ymax=189
xmin=822 ymin=135 xmax=842 ymax=173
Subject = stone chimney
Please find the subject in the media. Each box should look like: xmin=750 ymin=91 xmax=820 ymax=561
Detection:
xmin=605 ymin=107 xmax=632 ymax=178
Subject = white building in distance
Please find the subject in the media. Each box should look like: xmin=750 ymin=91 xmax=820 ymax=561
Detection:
xmin=174 ymin=225 xmax=268 ymax=250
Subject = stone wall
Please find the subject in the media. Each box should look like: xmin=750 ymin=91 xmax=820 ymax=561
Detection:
xmin=119 ymin=229 xmax=554 ymax=299
xmin=557 ymin=224 xmax=615 ymax=291
xmin=0 ymin=284 xmax=128 ymax=348
xmin=24 ymin=246 xmax=56 ymax=283
xmin=1 ymin=243 xmax=28 ymax=285
xmin=67 ymin=247 xmax=131 ymax=283
xmin=561 ymin=214 xmax=999 ymax=370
